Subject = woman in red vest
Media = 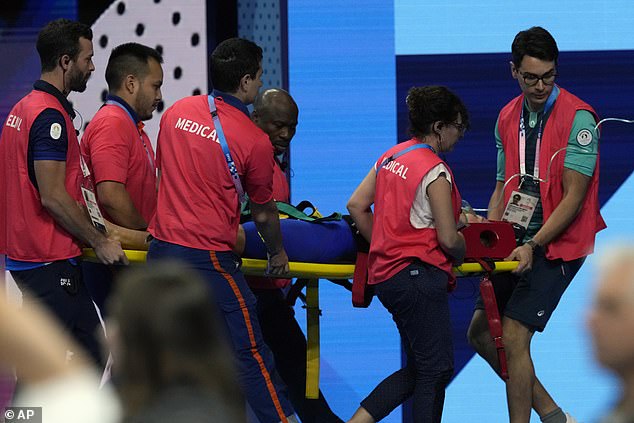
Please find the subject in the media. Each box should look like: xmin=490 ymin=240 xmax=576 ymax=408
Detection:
xmin=346 ymin=86 xmax=469 ymax=423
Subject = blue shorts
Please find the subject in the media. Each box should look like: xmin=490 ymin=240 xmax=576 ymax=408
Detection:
xmin=474 ymin=247 xmax=584 ymax=332
xmin=147 ymin=239 xmax=294 ymax=423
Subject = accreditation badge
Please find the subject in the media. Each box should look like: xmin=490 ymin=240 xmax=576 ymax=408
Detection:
xmin=501 ymin=190 xmax=539 ymax=239
xmin=81 ymin=187 xmax=107 ymax=233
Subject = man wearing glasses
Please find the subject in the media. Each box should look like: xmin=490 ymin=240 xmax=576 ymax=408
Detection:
xmin=468 ymin=27 xmax=605 ymax=423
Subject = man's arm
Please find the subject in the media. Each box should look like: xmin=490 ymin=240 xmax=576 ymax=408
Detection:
xmin=532 ymin=168 xmax=590 ymax=247
xmin=346 ymin=168 xmax=376 ymax=243
xmin=507 ymin=169 xmax=590 ymax=273
xmin=489 ymin=118 xmax=506 ymax=221
xmin=34 ymin=160 xmax=128 ymax=265
xmin=249 ymin=199 xmax=289 ymax=275
xmin=103 ymin=219 xmax=150 ymax=251
xmin=487 ymin=181 xmax=505 ymax=221
xmin=96 ymin=181 xmax=147 ymax=230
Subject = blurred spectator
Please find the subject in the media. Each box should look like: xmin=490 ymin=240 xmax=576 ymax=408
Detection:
xmin=0 ymin=277 xmax=120 ymax=423
xmin=588 ymin=245 xmax=634 ymax=423
xmin=106 ymin=261 xmax=246 ymax=423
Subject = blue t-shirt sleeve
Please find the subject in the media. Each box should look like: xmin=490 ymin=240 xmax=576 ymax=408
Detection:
xmin=30 ymin=108 xmax=68 ymax=161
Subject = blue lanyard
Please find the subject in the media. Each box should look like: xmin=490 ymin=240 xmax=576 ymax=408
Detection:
xmin=518 ymin=87 xmax=558 ymax=180
xmin=208 ymin=95 xmax=246 ymax=203
xmin=105 ymin=100 xmax=155 ymax=170
xmin=376 ymin=143 xmax=435 ymax=174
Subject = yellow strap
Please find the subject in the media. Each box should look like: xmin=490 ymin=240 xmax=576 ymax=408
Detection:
xmin=305 ymin=278 xmax=320 ymax=399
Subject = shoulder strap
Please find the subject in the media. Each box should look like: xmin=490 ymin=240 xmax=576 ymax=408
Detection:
xmin=376 ymin=143 xmax=435 ymax=174
xmin=208 ymin=95 xmax=246 ymax=203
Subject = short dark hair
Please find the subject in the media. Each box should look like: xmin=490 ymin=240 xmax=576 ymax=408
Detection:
xmin=511 ymin=26 xmax=559 ymax=68
xmin=36 ymin=18 xmax=93 ymax=73
xmin=406 ymin=85 xmax=470 ymax=139
xmin=105 ymin=42 xmax=163 ymax=91
xmin=210 ymin=38 xmax=262 ymax=93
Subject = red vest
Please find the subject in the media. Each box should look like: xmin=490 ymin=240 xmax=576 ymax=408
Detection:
xmin=498 ymin=87 xmax=606 ymax=261
xmin=368 ymin=139 xmax=462 ymax=287
xmin=0 ymin=90 xmax=83 ymax=261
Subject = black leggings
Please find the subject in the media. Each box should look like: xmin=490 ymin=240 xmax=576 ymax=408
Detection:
xmin=361 ymin=262 xmax=454 ymax=423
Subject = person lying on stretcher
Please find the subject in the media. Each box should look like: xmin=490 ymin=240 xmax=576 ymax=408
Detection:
xmin=101 ymin=201 xmax=484 ymax=262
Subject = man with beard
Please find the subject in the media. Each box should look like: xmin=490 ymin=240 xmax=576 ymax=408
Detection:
xmin=80 ymin=43 xmax=163 ymax=315
xmin=0 ymin=19 xmax=127 ymax=367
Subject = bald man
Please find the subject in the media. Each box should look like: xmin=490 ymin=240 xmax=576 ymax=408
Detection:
xmin=247 ymin=89 xmax=343 ymax=423
xmin=588 ymin=246 xmax=634 ymax=423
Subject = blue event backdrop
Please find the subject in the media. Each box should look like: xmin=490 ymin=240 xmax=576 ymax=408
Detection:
xmin=288 ymin=1 xmax=634 ymax=422
xmin=2 ymin=1 xmax=634 ymax=422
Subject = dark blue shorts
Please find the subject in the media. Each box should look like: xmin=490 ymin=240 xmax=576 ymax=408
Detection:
xmin=10 ymin=259 xmax=102 ymax=365
xmin=474 ymin=248 xmax=585 ymax=332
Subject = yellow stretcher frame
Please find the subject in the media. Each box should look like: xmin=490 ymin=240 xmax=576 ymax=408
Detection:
xmin=83 ymin=249 xmax=518 ymax=399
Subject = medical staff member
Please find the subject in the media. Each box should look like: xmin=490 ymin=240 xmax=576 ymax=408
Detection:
xmin=81 ymin=42 xmax=163 ymax=314
xmin=347 ymin=86 xmax=468 ymax=423
xmin=146 ymin=38 xmax=297 ymax=423
xmin=0 ymin=19 xmax=127 ymax=366
xmin=467 ymin=26 xmax=605 ymax=423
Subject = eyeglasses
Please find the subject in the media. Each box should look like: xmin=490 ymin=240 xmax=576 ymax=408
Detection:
xmin=518 ymin=70 xmax=557 ymax=87
xmin=448 ymin=121 xmax=466 ymax=135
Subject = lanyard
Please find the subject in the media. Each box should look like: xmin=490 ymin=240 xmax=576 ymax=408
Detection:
xmin=208 ymin=95 xmax=246 ymax=204
xmin=105 ymin=100 xmax=155 ymax=170
xmin=518 ymin=89 xmax=557 ymax=181
xmin=376 ymin=143 xmax=435 ymax=174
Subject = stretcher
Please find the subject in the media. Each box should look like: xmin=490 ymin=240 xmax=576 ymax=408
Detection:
xmin=83 ymin=247 xmax=519 ymax=399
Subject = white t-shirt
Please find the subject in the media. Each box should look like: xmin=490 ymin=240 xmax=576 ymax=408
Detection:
xmin=410 ymin=163 xmax=451 ymax=229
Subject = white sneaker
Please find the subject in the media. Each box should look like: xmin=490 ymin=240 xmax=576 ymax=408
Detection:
xmin=565 ymin=412 xmax=578 ymax=423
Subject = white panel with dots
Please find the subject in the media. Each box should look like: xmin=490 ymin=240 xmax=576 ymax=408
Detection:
xmin=70 ymin=0 xmax=207 ymax=148
xmin=237 ymin=0 xmax=282 ymax=89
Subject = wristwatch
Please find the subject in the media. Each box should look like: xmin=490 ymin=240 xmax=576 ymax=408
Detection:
xmin=525 ymin=239 xmax=539 ymax=250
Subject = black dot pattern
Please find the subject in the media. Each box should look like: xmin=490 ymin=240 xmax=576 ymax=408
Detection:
xmin=191 ymin=33 xmax=200 ymax=47
xmin=172 ymin=12 xmax=181 ymax=25
xmin=237 ymin=0 xmax=283 ymax=88
xmin=73 ymin=1 xmax=207 ymax=143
